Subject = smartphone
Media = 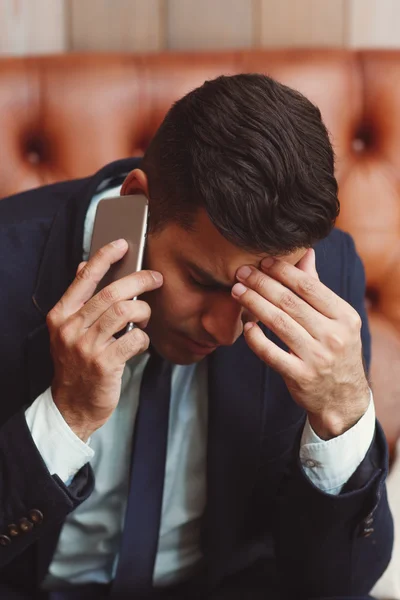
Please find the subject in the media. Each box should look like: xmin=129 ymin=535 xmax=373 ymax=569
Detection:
xmin=89 ymin=193 xmax=149 ymax=335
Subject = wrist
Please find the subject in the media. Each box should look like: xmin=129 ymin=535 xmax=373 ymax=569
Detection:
xmin=57 ymin=411 xmax=96 ymax=442
xmin=52 ymin=389 xmax=108 ymax=442
xmin=307 ymin=391 xmax=371 ymax=440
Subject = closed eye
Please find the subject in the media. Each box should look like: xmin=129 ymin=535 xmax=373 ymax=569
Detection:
xmin=189 ymin=275 xmax=220 ymax=291
xmin=185 ymin=263 xmax=233 ymax=292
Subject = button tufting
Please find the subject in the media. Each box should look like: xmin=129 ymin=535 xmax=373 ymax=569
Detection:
xmin=26 ymin=151 xmax=41 ymax=165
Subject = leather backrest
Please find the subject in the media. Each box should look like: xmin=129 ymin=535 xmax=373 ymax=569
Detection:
xmin=0 ymin=49 xmax=398 ymax=451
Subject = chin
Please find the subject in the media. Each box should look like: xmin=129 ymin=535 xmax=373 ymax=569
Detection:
xmin=163 ymin=346 xmax=205 ymax=365
xmin=151 ymin=339 xmax=208 ymax=365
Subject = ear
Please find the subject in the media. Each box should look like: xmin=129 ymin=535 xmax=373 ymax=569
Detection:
xmin=120 ymin=168 xmax=149 ymax=197
xmin=296 ymin=248 xmax=319 ymax=280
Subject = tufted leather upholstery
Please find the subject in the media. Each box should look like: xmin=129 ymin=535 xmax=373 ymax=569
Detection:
xmin=0 ymin=49 xmax=398 ymax=452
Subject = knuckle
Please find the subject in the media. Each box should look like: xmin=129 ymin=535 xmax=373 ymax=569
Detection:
xmin=271 ymin=312 xmax=288 ymax=333
xmin=92 ymin=357 xmax=107 ymax=377
xmin=74 ymin=341 xmax=86 ymax=360
xmin=115 ymin=338 xmax=130 ymax=359
xmin=99 ymin=284 xmax=120 ymax=305
xmin=131 ymin=327 xmax=149 ymax=349
xmin=117 ymin=328 xmax=149 ymax=357
xmin=253 ymin=273 xmax=268 ymax=294
xmin=346 ymin=310 xmax=362 ymax=331
xmin=326 ymin=331 xmax=346 ymax=352
xmin=279 ymin=291 xmax=298 ymax=311
xmin=112 ymin=301 xmax=127 ymax=320
xmin=96 ymin=313 xmax=112 ymax=335
xmin=259 ymin=345 xmax=273 ymax=365
xmin=76 ymin=263 xmax=92 ymax=282
xmin=298 ymin=277 xmax=316 ymax=296
xmin=95 ymin=245 xmax=109 ymax=261
xmin=134 ymin=271 xmax=150 ymax=291
xmin=46 ymin=308 xmax=58 ymax=330
xmin=74 ymin=335 xmax=91 ymax=360
xmin=277 ymin=263 xmax=290 ymax=280
xmin=57 ymin=322 xmax=72 ymax=346
xmin=134 ymin=301 xmax=151 ymax=320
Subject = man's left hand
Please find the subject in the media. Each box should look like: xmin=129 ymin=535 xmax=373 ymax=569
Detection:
xmin=232 ymin=248 xmax=370 ymax=440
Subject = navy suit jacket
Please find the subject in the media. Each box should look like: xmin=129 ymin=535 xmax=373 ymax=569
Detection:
xmin=0 ymin=158 xmax=393 ymax=599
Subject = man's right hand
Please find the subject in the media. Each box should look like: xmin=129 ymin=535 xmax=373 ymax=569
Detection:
xmin=46 ymin=239 xmax=163 ymax=442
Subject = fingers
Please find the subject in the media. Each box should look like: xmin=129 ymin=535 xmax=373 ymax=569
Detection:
xmin=53 ymin=240 xmax=130 ymax=320
xmin=50 ymin=239 xmax=162 ymax=328
xmin=84 ymin=300 xmax=151 ymax=348
xmin=295 ymin=248 xmax=319 ymax=279
xmin=232 ymin=281 xmax=315 ymax=358
xmin=77 ymin=268 xmax=162 ymax=329
xmin=107 ymin=326 xmax=150 ymax=365
xmin=259 ymin=256 xmax=343 ymax=319
xmin=235 ymin=264 xmax=325 ymax=339
xmin=76 ymin=261 xmax=87 ymax=276
xmin=243 ymin=322 xmax=302 ymax=379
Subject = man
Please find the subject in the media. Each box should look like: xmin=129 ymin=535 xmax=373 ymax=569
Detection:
xmin=0 ymin=74 xmax=393 ymax=599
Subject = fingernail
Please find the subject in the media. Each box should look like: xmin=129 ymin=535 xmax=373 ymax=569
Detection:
xmin=112 ymin=238 xmax=127 ymax=248
xmin=261 ymin=257 xmax=274 ymax=270
xmin=151 ymin=271 xmax=163 ymax=284
xmin=244 ymin=322 xmax=255 ymax=333
xmin=232 ymin=283 xmax=247 ymax=297
xmin=237 ymin=265 xmax=253 ymax=280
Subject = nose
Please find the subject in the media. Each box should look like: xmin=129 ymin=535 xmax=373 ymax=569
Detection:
xmin=201 ymin=294 xmax=244 ymax=347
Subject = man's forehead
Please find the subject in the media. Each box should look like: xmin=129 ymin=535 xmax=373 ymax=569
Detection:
xmin=172 ymin=208 xmax=308 ymax=276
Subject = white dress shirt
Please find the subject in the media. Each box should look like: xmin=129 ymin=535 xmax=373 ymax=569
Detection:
xmin=25 ymin=183 xmax=376 ymax=589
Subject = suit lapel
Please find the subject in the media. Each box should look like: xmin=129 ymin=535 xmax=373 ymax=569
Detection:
xmin=26 ymin=323 xmax=53 ymax=404
xmin=203 ymin=334 xmax=268 ymax=572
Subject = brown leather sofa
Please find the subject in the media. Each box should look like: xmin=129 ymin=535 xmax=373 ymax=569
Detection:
xmin=0 ymin=49 xmax=398 ymax=453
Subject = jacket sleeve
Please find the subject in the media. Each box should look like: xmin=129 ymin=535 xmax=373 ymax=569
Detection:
xmin=272 ymin=232 xmax=393 ymax=599
xmin=0 ymin=408 xmax=93 ymax=566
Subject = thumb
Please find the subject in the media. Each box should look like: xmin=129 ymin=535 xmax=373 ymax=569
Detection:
xmin=296 ymin=248 xmax=319 ymax=280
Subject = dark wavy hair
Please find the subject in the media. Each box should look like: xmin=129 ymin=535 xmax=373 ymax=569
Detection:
xmin=141 ymin=73 xmax=339 ymax=255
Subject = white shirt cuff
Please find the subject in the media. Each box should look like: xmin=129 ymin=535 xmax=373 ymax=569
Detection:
xmin=299 ymin=390 xmax=375 ymax=495
xmin=25 ymin=387 xmax=94 ymax=484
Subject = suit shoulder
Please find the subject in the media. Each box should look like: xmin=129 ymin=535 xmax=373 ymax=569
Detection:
xmin=0 ymin=177 xmax=89 ymax=225
xmin=314 ymin=227 xmax=362 ymax=298
xmin=0 ymin=156 xmax=138 ymax=225
xmin=314 ymin=227 xmax=359 ymax=269
xmin=315 ymin=227 xmax=356 ymax=255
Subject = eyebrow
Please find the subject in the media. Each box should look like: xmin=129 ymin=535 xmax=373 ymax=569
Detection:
xmin=186 ymin=261 xmax=233 ymax=291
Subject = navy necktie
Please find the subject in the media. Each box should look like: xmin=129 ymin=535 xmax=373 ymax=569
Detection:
xmin=111 ymin=351 xmax=172 ymax=598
